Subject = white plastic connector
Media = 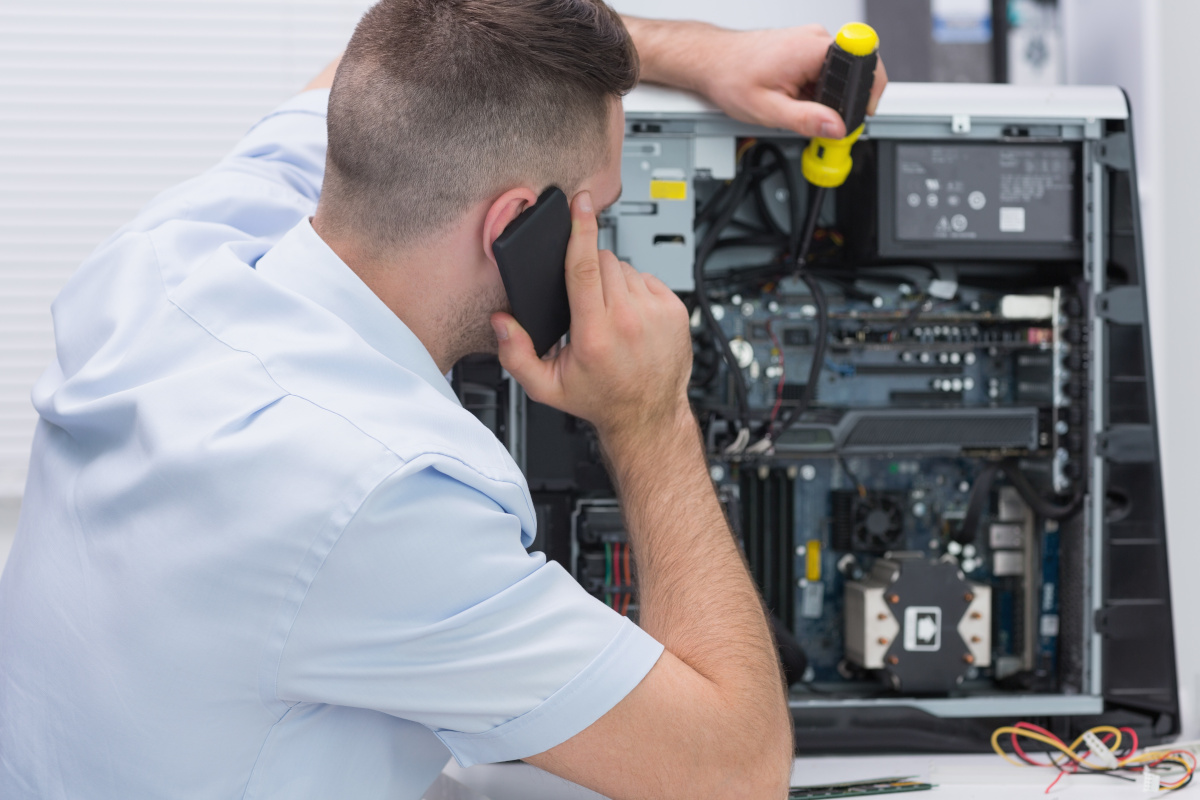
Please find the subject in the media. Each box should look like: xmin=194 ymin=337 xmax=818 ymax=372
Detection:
xmin=1142 ymin=770 xmax=1162 ymax=792
xmin=1083 ymin=731 xmax=1119 ymax=770
xmin=927 ymin=279 xmax=958 ymax=300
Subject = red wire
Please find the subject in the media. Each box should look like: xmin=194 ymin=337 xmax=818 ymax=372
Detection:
xmin=765 ymin=321 xmax=786 ymax=426
xmin=1120 ymin=727 xmax=1138 ymax=759
xmin=1044 ymin=769 xmax=1067 ymax=793
xmin=1011 ymin=722 xmax=1065 ymax=766
xmin=1144 ymin=749 xmax=1196 ymax=788
xmin=1043 ymin=730 xmax=1119 ymax=794
xmin=1006 ymin=720 xmax=1192 ymax=793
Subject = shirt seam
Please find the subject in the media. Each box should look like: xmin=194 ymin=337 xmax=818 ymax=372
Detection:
xmin=156 ymin=252 xmax=521 ymax=489
xmin=239 ymin=705 xmax=296 ymax=800
xmin=264 ymin=457 xmax=411 ymax=715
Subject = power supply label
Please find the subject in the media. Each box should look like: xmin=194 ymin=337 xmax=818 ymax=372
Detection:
xmin=895 ymin=144 xmax=1076 ymax=243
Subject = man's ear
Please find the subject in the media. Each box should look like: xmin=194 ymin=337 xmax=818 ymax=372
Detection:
xmin=482 ymin=187 xmax=539 ymax=265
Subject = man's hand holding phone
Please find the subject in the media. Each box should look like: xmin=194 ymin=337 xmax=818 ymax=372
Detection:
xmin=491 ymin=191 xmax=694 ymax=453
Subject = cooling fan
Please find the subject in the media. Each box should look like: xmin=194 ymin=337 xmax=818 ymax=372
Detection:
xmin=832 ymin=490 xmax=907 ymax=554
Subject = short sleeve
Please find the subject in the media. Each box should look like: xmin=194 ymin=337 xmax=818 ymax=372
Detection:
xmin=274 ymin=464 xmax=664 ymax=767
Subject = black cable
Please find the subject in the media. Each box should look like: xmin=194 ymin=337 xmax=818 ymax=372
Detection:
xmin=750 ymin=142 xmax=795 ymax=240
xmin=793 ymin=185 xmax=825 ymax=266
xmin=694 ymin=180 xmax=736 ymax=230
xmin=1162 ymin=758 xmax=1195 ymax=790
xmin=955 ymin=461 xmax=1000 ymax=544
xmin=693 ymin=143 xmax=842 ymax=447
xmin=711 ymin=235 xmax=788 ymax=251
xmin=818 ymin=278 xmax=869 ymax=305
xmin=882 ymin=293 xmax=932 ymax=335
xmin=827 ymin=259 xmax=941 ymax=278
xmin=948 ymin=458 xmax=1081 ymax=543
xmin=693 ymin=159 xmax=761 ymax=435
xmin=727 ymin=218 xmax=771 ymax=235
xmin=1000 ymin=458 xmax=1085 ymax=520
xmin=837 ymin=454 xmax=865 ymax=494
xmin=767 ymin=186 xmax=828 ymax=441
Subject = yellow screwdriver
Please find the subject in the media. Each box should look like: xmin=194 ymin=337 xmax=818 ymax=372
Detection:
xmin=801 ymin=22 xmax=881 ymax=190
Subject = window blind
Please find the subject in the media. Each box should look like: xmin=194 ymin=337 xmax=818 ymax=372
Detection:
xmin=0 ymin=0 xmax=369 ymax=496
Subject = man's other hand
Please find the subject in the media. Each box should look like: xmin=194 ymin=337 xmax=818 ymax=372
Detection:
xmin=625 ymin=17 xmax=888 ymax=140
xmin=697 ymin=24 xmax=888 ymax=139
xmin=491 ymin=191 xmax=693 ymax=444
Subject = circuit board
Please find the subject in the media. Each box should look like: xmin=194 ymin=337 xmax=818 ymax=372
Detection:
xmin=706 ymin=281 xmax=1061 ymax=413
xmin=694 ymin=276 xmax=1072 ymax=693
xmin=788 ymin=777 xmax=934 ymax=798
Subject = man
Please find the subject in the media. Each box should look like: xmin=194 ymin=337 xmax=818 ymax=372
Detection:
xmin=0 ymin=2 xmax=885 ymax=798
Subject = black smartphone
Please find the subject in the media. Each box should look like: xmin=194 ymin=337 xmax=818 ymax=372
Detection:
xmin=492 ymin=186 xmax=572 ymax=357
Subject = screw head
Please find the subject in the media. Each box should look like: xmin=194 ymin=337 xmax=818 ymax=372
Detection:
xmin=887 ymin=593 xmax=900 ymax=604
xmin=963 ymin=653 xmax=976 ymax=664
xmin=877 ymin=637 xmax=889 ymax=645
xmin=964 ymin=592 xmax=975 ymax=602
xmin=887 ymin=655 xmax=899 ymax=666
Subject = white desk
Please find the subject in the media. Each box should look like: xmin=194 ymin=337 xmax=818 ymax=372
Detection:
xmin=441 ymin=753 xmax=1198 ymax=799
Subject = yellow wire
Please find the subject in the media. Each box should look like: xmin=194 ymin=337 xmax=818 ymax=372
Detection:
xmin=992 ymin=724 xmax=1197 ymax=789
xmin=990 ymin=725 xmax=1124 ymax=771
xmin=735 ymin=137 xmax=757 ymax=164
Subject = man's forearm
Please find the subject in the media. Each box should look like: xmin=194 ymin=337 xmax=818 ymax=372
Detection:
xmin=601 ymin=407 xmax=791 ymax=744
xmin=622 ymin=15 xmax=720 ymax=96
xmin=305 ymin=54 xmax=343 ymax=91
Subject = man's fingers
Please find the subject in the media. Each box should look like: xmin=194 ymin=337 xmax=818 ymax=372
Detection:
xmin=866 ymin=57 xmax=889 ymax=116
xmin=620 ymin=260 xmax=649 ymax=296
xmin=492 ymin=313 xmax=560 ymax=406
xmin=758 ymin=90 xmax=845 ymax=139
xmin=564 ymin=191 xmax=605 ymax=325
xmin=643 ymin=273 xmax=673 ymax=296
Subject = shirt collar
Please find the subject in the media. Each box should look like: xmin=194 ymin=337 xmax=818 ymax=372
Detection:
xmin=254 ymin=218 xmax=459 ymax=405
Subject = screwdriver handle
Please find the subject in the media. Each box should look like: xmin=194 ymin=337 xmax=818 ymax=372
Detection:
xmin=801 ymin=22 xmax=880 ymax=188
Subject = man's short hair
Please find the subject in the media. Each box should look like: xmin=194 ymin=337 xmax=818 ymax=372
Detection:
xmin=321 ymin=0 xmax=638 ymax=251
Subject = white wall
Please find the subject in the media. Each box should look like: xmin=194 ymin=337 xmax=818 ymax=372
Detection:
xmin=608 ymin=0 xmax=862 ymax=33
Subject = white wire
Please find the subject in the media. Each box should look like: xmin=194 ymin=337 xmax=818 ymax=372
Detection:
xmin=744 ymin=436 xmax=774 ymax=455
xmin=723 ymin=427 xmax=751 ymax=456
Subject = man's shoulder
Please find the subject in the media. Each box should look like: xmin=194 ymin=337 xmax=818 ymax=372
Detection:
xmin=166 ymin=242 xmax=524 ymax=488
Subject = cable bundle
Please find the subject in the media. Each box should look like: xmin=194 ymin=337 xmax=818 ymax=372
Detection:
xmin=991 ymin=722 xmax=1195 ymax=793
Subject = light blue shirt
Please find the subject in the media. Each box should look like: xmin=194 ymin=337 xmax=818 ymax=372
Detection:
xmin=0 ymin=89 xmax=663 ymax=799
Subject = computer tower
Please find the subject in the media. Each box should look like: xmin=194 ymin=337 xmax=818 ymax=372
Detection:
xmin=456 ymin=83 xmax=1179 ymax=751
